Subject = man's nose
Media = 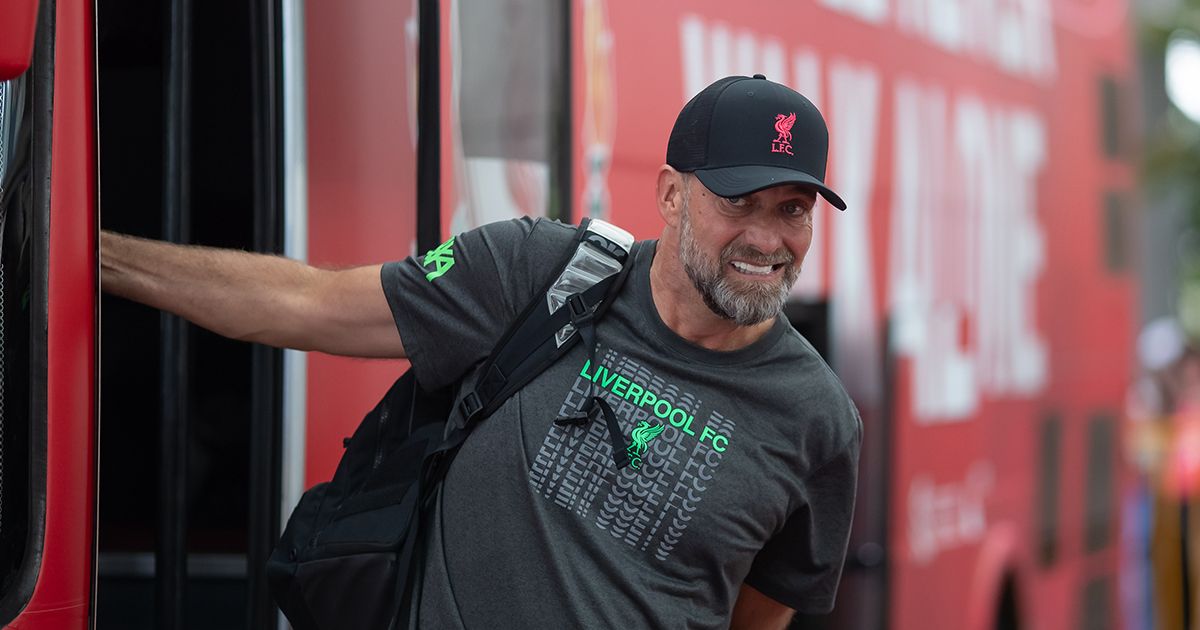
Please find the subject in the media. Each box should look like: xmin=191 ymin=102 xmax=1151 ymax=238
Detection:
xmin=738 ymin=215 xmax=786 ymax=256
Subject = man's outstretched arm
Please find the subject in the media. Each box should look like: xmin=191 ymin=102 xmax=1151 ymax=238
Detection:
xmin=100 ymin=230 xmax=406 ymax=358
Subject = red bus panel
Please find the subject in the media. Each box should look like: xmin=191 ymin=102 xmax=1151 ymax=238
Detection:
xmin=9 ymin=0 xmax=98 ymax=626
xmin=573 ymin=0 xmax=1136 ymax=628
xmin=303 ymin=0 xmax=419 ymax=485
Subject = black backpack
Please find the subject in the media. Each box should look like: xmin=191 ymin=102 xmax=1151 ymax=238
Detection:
xmin=266 ymin=218 xmax=637 ymax=630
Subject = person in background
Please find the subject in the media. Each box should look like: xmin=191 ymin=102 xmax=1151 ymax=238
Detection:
xmin=1129 ymin=317 xmax=1200 ymax=630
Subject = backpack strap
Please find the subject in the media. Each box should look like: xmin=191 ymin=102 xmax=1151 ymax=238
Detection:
xmin=418 ymin=218 xmax=635 ymax=496
xmin=553 ymin=295 xmax=632 ymax=469
xmin=427 ymin=218 xmax=636 ymax=468
xmin=394 ymin=221 xmax=637 ymax=627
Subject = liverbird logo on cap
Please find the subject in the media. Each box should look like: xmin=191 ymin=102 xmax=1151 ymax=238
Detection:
xmin=772 ymin=112 xmax=796 ymax=156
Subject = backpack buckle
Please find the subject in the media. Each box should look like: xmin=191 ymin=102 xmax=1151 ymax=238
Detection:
xmin=554 ymin=413 xmax=589 ymax=427
xmin=459 ymin=391 xmax=483 ymax=422
xmin=566 ymin=293 xmax=593 ymax=327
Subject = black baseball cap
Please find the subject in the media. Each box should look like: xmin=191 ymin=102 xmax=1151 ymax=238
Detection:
xmin=666 ymin=74 xmax=846 ymax=210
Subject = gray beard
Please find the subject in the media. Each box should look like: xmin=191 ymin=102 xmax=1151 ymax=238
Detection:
xmin=678 ymin=206 xmax=798 ymax=327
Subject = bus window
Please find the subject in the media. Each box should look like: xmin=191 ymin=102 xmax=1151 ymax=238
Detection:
xmin=0 ymin=52 xmax=45 ymax=619
xmin=0 ymin=73 xmax=31 ymax=607
xmin=449 ymin=0 xmax=568 ymax=231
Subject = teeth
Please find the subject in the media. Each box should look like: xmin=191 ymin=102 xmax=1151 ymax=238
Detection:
xmin=732 ymin=261 xmax=774 ymax=275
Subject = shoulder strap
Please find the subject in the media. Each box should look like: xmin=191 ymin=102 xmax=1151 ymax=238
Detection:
xmin=415 ymin=221 xmax=636 ymax=530
xmin=459 ymin=218 xmax=636 ymax=430
xmin=551 ymin=288 xmax=632 ymax=468
xmin=422 ymin=219 xmax=635 ymax=489
xmin=393 ymin=220 xmax=637 ymax=629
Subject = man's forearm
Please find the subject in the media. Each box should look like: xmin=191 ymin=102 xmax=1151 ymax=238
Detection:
xmin=101 ymin=230 xmax=324 ymax=348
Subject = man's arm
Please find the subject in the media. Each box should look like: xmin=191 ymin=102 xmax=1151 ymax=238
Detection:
xmin=730 ymin=584 xmax=795 ymax=630
xmin=101 ymin=230 xmax=406 ymax=358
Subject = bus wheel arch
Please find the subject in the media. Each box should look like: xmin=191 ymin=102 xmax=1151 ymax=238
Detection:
xmin=994 ymin=573 xmax=1021 ymax=630
xmin=966 ymin=522 xmax=1026 ymax=630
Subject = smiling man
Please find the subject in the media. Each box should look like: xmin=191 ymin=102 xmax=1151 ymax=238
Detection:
xmin=101 ymin=74 xmax=862 ymax=629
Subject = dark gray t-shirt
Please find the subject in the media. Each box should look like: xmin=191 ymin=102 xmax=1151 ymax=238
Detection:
xmin=382 ymin=217 xmax=861 ymax=629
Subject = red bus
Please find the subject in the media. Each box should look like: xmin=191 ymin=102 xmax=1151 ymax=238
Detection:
xmin=0 ymin=0 xmax=1137 ymax=628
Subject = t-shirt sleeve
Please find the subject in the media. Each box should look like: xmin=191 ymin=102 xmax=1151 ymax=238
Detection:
xmin=380 ymin=216 xmax=568 ymax=391
xmin=743 ymin=414 xmax=863 ymax=613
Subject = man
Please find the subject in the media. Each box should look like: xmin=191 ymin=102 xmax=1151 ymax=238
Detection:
xmin=103 ymin=74 xmax=861 ymax=629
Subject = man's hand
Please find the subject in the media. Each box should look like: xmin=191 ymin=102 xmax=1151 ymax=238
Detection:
xmin=100 ymin=231 xmax=406 ymax=358
xmin=730 ymin=584 xmax=795 ymax=630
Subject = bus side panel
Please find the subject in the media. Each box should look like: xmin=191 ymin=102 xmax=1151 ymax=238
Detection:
xmin=886 ymin=7 xmax=1137 ymax=630
xmin=10 ymin=0 xmax=97 ymax=626
xmin=303 ymin=0 xmax=419 ymax=486
xmin=584 ymin=0 xmax=1138 ymax=629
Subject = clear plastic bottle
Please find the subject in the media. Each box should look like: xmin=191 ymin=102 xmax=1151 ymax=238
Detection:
xmin=545 ymin=220 xmax=634 ymax=347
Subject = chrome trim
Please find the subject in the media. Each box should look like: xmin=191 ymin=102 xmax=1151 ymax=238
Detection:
xmin=280 ymin=0 xmax=308 ymax=543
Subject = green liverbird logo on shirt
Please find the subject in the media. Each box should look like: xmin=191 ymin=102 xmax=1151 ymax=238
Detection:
xmin=626 ymin=421 xmax=665 ymax=470
xmin=423 ymin=236 xmax=456 ymax=282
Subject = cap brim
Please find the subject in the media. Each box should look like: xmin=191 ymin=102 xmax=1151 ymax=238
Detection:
xmin=694 ymin=165 xmax=847 ymax=211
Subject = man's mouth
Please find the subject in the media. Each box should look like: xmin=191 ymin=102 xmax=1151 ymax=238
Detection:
xmin=730 ymin=260 xmax=786 ymax=276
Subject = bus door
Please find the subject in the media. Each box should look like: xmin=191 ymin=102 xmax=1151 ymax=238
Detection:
xmin=93 ymin=0 xmax=573 ymax=628
xmin=94 ymin=0 xmax=285 ymax=627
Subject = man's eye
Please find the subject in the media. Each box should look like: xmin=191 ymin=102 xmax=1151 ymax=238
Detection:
xmin=783 ymin=203 xmax=810 ymax=216
xmin=723 ymin=196 xmax=747 ymax=207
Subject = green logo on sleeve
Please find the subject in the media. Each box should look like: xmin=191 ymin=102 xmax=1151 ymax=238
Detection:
xmin=423 ymin=236 xmax=456 ymax=282
xmin=626 ymin=421 xmax=665 ymax=470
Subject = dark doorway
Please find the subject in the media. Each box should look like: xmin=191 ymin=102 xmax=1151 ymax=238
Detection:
xmin=95 ymin=0 xmax=280 ymax=627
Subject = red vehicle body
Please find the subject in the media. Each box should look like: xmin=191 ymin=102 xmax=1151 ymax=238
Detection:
xmin=0 ymin=0 xmax=98 ymax=627
xmin=0 ymin=0 xmax=1138 ymax=628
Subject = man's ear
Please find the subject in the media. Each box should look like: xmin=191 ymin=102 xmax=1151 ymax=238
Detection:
xmin=656 ymin=166 xmax=686 ymax=228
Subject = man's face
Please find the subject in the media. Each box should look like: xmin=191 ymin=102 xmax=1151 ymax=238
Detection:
xmin=677 ymin=175 xmax=816 ymax=326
